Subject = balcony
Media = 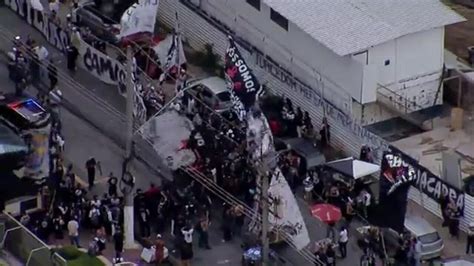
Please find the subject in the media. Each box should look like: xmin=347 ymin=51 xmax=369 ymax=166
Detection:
xmin=376 ymin=84 xmax=437 ymax=130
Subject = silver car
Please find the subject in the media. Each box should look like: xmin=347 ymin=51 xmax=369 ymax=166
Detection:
xmin=356 ymin=215 xmax=444 ymax=261
xmin=404 ymin=215 xmax=444 ymax=261
xmin=185 ymin=77 xmax=233 ymax=113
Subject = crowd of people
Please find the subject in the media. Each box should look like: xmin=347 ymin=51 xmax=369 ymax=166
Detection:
xmin=6 ymin=1 xmax=458 ymax=266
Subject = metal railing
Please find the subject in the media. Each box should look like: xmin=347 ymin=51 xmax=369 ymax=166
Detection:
xmin=376 ymin=83 xmax=422 ymax=114
xmin=0 ymin=212 xmax=67 ymax=266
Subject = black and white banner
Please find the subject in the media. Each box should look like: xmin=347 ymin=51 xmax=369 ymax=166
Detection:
xmin=5 ymin=0 xmax=70 ymax=52
xmin=73 ymin=32 xmax=127 ymax=86
xmin=225 ymin=36 xmax=263 ymax=119
xmin=385 ymin=145 xmax=464 ymax=214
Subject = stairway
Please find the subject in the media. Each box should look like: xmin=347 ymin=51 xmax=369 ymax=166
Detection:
xmin=376 ymin=84 xmax=435 ymax=130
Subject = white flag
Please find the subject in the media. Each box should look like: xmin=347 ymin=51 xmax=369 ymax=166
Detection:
xmin=120 ymin=0 xmax=160 ymax=38
xmin=29 ymin=0 xmax=44 ymax=11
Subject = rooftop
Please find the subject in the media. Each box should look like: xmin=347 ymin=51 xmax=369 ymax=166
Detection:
xmin=264 ymin=0 xmax=466 ymax=56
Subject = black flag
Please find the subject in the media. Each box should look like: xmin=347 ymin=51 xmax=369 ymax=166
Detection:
xmin=224 ymin=36 xmax=263 ymax=119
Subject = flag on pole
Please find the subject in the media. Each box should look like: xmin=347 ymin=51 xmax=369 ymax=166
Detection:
xmin=132 ymin=58 xmax=147 ymax=127
xmin=159 ymin=12 xmax=186 ymax=84
xmin=119 ymin=0 xmax=160 ymax=39
xmin=224 ymin=36 xmax=264 ymax=120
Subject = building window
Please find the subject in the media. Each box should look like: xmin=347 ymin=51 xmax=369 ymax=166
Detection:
xmin=384 ymin=59 xmax=390 ymax=66
xmin=270 ymin=8 xmax=288 ymax=31
xmin=246 ymin=0 xmax=260 ymax=11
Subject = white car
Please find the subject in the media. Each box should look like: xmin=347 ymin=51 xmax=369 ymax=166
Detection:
xmin=185 ymin=77 xmax=233 ymax=113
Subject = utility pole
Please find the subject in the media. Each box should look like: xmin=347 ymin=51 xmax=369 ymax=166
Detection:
xmin=123 ymin=45 xmax=136 ymax=249
xmin=260 ymin=169 xmax=270 ymax=265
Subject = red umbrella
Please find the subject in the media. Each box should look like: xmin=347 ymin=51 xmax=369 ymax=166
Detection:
xmin=310 ymin=203 xmax=342 ymax=223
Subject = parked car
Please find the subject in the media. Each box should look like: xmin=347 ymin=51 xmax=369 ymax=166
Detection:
xmin=356 ymin=215 xmax=444 ymax=261
xmin=403 ymin=215 xmax=444 ymax=261
xmin=75 ymin=3 xmax=120 ymax=44
xmin=184 ymin=77 xmax=233 ymax=113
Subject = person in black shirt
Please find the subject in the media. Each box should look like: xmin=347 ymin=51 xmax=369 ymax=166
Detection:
xmin=48 ymin=59 xmax=58 ymax=90
xmin=113 ymin=228 xmax=124 ymax=263
xmin=66 ymin=45 xmax=79 ymax=71
xmin=320 ymin=117 xmax=331 ymax=148
xmin=85 ymin=157 xmax=97 ymax=189
xmin=107 ymin=173 xmax=118 ymax=197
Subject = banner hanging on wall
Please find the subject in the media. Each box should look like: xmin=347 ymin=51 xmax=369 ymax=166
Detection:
xmin=73 ymin=32 xmax=127 ymax=86
xmin=387 ymin=145 xmax=465 ymax=214
xmin=5 ymin=0 xmax=70 ymax=52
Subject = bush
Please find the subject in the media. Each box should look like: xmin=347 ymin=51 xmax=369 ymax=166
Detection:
xmin=56 ymin=246 xmax=82 ymax=260
xmin=191 ymin=43 xmax=221 ymax=73
xmin=55 ymin=246 xmax=104 ymax=266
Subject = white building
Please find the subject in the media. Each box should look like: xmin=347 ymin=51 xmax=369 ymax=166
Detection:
xmin=187 ymin=0 xmax=465 ymax=125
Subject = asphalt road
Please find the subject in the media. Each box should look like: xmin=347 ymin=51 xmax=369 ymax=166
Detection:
xmin=0 ymin=5 xmax=370 ymax=265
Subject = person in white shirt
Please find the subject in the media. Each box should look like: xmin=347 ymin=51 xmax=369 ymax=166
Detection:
xmin=91 ymin=195 xmax=101 ymax=208
xmin=68 ymin=216 xmax=80 ymax=247
xmin=49 ymin=0 xmax=59 ymax=15
xmin=338 ymin=226 xmax=348 ymax=258
xmin=181 ymin=226 xmax=194 ymax=244
xmin=358 ymin=190 xmax=371 ymax=219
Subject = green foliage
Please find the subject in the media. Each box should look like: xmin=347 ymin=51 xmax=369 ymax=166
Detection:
xmin=67 ymin=254 xmax=104 ymax=266
xmin=193 ymin=43 xmax=221 ymax=72
xmin=55 ymin=246 xmax=104 ymax=266
xmin=56 ymin=246 xmax=82 ymax=260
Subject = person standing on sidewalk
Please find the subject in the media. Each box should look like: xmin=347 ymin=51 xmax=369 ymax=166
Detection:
xmin=47 ymin=58 xmax=58 ymax=90
xmin=107 ymin=172 xmax=118 ymax=197
xmin=467 ymin=223 xmax=474 ymax=254
xmin=413 ymin=238 xmax=422 ymax=266
xmin=86 ymin=157 xmax=97 ymax=189
xmin=195 ymin=215 xmax=211 ymax=249
xmin=67 ymin=216 xmax=80 ymax=247
xmin=339 ymin=226 xmax=348 ymax=258
xmin=113 ymin=228 xmax=124 ymax=263
xmin=66 ymin=44 xmax=79 ymax=71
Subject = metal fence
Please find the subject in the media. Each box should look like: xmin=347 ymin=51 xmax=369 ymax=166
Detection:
xmin=0 ymin=212 xmax=67 ymax=266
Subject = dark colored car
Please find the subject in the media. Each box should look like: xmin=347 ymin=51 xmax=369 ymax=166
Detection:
xmin=75 ymin=3 xmax=121 ymax=44
xmin=0 ymin=95 xmax=50 ymax=132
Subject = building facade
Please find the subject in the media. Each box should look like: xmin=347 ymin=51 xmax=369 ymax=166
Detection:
xmin=187 ymin=0 xmax=464 ymax=125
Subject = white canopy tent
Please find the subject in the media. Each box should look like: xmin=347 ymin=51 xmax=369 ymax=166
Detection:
xmin=325 ymin=157 xmax=380 ymax=179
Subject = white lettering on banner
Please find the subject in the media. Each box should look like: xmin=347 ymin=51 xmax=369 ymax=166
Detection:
xmin=5 ymin=0 xmax=70 ymax=52
xmin=414 ymin=168 xmax=464 ymax=211
xmin=227 ymin=46 xmax=256 ymax=93
xmin=386 ymin=147 xmax=465 ymax=213
xmin=79 ymin=39 xmax=127 ymax=85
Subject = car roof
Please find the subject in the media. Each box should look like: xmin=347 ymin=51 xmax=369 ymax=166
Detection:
xmin=404 ymin=215 xmax=438 ymax=236
xmin=193 ymin=77 xmax=229 ymax=95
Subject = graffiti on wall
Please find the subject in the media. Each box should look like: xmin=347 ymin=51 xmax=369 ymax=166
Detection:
xmin=253 ymin=51 xmax=387 ymax=160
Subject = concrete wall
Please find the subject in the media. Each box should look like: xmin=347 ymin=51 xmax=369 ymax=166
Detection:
xmin=199 ymin=0 xmax=360 ymax=114
xmin=368 ymin=28 xmax=445 ymax=109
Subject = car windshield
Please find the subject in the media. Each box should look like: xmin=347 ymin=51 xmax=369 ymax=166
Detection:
xmin=418 ymin=232 xmax=440 ymax=244
xmin=84 ymin=5 xmax=116 ymax=25
xmin=216 ymin=92 xmax=231 ymax=102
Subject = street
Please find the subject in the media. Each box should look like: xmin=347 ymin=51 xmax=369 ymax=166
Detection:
xmin=0 ymin=4 xmax=371 ymax=266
